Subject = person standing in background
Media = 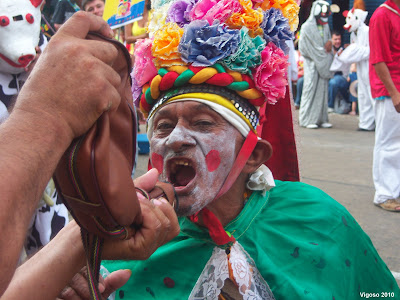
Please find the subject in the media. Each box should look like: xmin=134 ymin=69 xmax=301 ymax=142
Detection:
xmin=298 ymin=0 xmax=334 ymax=129
xmin=369 ymin=0 xmax=400 ymax=212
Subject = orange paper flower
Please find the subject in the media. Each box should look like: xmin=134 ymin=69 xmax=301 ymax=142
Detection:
xmin=255 ymin=0 xmax=299 ymax=31
xmin=152 ymin=23 xmax=185 ymax=67
xmin=227 ymin=0 xmax=264 ymax=38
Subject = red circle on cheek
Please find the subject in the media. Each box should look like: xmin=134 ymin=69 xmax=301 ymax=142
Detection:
xmin=205 ymin=150 xmax=221 ymax=172
xmin=151 ymin=153 xmax=164 ymax=174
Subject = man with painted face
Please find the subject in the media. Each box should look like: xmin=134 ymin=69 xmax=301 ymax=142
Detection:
xmin=334 ymin=3 xmax=375 ymax=131
xmin=93 ymin=1 xmax=399 ymax=299
xmin=298 ymin=0 xmax=334 ymax=129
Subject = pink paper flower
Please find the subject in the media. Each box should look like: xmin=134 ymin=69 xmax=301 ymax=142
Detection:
xmin=189 ymin=0 xmax=242 ymax=25
xmin=132 ymin=39 xmax=158 ymax=86
xmin=252 ymin=42 xmax=288 ymax=104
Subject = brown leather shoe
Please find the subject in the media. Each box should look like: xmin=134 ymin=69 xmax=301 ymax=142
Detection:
xmin=375 ymin=199 xmax=400 ymax=212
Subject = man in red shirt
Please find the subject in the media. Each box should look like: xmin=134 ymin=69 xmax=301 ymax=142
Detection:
xmin=369 ymin=0 xmax=400 ymax=211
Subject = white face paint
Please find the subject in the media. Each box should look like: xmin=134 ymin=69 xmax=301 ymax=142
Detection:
xmin=0 ymin=0 xmax=43 ymax=74
xmin=150 ymin=101 xmax=244 ymax=216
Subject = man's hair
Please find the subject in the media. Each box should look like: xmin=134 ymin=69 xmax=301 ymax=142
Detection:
xmin=82 ymin=0 xmax=105 ymax=10
xmin=332 ymin=30 xmax=342 ymax=37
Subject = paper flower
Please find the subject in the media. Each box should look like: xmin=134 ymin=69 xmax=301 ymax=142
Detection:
xmin=222 ymin=27 xmax=265 ymax=74
xmin=179 ymin=20 xmax=240 ymax=66
xmin=255 ymin=0 xmax=299 ymax=31
xmin=166 ymin=0 xmax=196 ymax=27
xmin=252 ymin=42 xmax=288 ymax=104
xmin=261 ymin=8 xmax=294 ymax=55
xmin=132 ymin=39 xmax=158 ymax=86
xmin=226 ymin=0 xmax=263 ymax=37
xmin=189 ymin=0 xmax=242 ymax=25
xmin=148 ymin=2 xmax=172 ymax=35
xmin=152 ymin=23 xmax=185 ymax=67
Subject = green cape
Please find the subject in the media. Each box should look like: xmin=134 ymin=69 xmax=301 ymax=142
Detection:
xmin=103 ymin=181 xmax=399 ymax=299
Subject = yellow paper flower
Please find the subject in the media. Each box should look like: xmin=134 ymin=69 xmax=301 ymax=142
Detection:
xmin=255 ymin=0 xmax=299 ymax=31
xmin=227 ymin=0 xmax=264 ymax=38
xmin=152 ymin=23 xmax=185 ymax=67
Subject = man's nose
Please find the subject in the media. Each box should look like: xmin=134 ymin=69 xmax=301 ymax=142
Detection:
xmin=165 ymin=125 xmax=196 ymax=152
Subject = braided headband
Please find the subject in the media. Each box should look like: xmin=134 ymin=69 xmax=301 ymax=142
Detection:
xmin=139 ymin=63 xmax=265 ymax=117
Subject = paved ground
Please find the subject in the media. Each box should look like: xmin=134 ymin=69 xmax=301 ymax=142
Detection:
xmin=135 ymin=111 xmax=399 ymax=285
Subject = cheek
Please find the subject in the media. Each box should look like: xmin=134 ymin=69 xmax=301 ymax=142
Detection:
xmin=151 ymin=153 xmax=164 ymax=174
xmin=205 ymin=150 xmax=221 ymax=172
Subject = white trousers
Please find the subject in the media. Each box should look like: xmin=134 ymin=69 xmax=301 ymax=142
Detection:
xmin=373 ymin=99 xmax=400 ymax=204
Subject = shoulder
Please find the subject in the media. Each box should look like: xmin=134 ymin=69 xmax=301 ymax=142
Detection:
xmin=268 ymin=181 xmax=351 ymax=219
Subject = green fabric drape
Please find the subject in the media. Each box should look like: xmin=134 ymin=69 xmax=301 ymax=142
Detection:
xmin=103 ymin=181 xmax=399 ymax=299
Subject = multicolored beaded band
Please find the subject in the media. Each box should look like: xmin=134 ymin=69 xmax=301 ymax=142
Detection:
xmin=146 ymin=84 xmax=260 ymax=131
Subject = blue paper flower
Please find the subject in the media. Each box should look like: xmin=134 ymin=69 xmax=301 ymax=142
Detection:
xmin=222 ymin=27 xmax=266 ymax=74
xmin=261 ymin=8 xmax=294 ymax=55
xmin=179 ymin=20 xmax=240 ymax=66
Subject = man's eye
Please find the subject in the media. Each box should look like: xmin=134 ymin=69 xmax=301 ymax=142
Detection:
xmin=194 ymin=120 xmax=213 ymax=127
xmin=156 ymin=122 xmax=174 ymax=130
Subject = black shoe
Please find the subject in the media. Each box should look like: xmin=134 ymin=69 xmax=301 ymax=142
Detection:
xmin=357 ymin=128 xmax=375 ymax=132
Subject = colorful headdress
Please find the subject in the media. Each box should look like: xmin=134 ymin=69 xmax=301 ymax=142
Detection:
xmin=132 ymin=0 xmax=300 ymax=136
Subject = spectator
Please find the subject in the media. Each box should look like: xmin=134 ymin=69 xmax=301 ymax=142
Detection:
xmin=82 ymin=0 xmax=105 ymax=17
xmin=369 ymin=0 xmax=400 ymax=211
xmin=327 ymin=31 xmax=351 ymax=114
xmin=348 ymin=63 xmax=358 ymax=115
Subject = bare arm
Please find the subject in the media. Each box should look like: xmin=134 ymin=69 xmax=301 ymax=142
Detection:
xmin=124 ymin=23 xmax=148 ymax=44
xmin=0 ymin=12 xmax=118 ymax=295
xmin=373 ymin=62 xmax=400 ymax=113
xmin=2 ymin=169 xmax=180 ymax=300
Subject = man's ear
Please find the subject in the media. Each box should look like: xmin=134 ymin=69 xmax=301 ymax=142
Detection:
xmin=242 ymin=139 xmax=272 ymax=174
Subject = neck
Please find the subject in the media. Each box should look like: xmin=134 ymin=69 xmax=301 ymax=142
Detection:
xmin=201 ymin=173 xmax=248 ymax=227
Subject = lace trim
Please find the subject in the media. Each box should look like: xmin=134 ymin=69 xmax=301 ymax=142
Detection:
xmin=189 ymin=242 xmax=275 ymax=300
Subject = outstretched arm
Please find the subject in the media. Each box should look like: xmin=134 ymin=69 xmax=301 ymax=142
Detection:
xmin=0 ymin=12 xmax=118 ymax=295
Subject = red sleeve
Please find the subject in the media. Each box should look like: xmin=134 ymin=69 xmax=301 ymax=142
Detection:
xmin=369 ymin=8 xmax=393 ymax=64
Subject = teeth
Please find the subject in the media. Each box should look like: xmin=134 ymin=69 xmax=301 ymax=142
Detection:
xmin=170 ymin=160 xmax=192 ymax=173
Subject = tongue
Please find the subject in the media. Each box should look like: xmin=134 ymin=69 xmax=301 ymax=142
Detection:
xmin=175 ymin=167 xmax=195 ymax=186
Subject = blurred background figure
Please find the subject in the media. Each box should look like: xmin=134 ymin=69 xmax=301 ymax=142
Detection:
xmin=337 ymin=1 xmax=375 ymax=131
xmin=298 ymin=0 xmax=337 ymax=129
xmin=82 ymin=0 xmax=105 ymax=17
xmin=348 ymin=63 xmax=358 ymax=116
xmin=52 ymin=0 xmax=81 ymax=30
xmin=124 ymin=0 xmax=151 ymax=62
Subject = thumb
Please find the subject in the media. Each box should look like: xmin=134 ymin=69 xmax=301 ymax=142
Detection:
xmin=133 ymin=168 xmax=159 ymax=191
xmin=102 ymin=269 xmax=132 ymax=298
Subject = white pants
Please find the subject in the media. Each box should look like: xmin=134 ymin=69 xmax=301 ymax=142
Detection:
xmin=373 ymin=99 xmax=400 ymax=204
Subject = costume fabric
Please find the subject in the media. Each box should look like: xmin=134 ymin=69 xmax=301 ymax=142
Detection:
xmin=373 ymin=98 xmax=400 ymax=204
xmin=298 ymin=2 xmax=333 ymax=127
xmin=369 ymin=0 xmax=400 ymax=203
xmin=337 ymin=22 xmax=375 ymax=130
xmin=102 ymin=181 xmax=399 ymax=299
xmin=51 ymin=0 xmax=80 ymax=25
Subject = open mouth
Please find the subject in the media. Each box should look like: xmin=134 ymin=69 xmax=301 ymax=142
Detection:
xmin=167 ymin=158 xmax=196 ymax=188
